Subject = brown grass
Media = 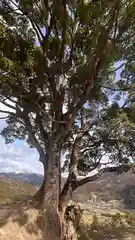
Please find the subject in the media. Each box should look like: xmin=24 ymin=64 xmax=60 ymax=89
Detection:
xmin=0 ymin=201 xmax=44 ymax=240
xmin=75 ymin=211 xmax=135 ymax=240
xmin=0 ymin=178 xmax=36 ymax=204
xmin=1 ymin=177 xmax=135 ymax=240
xmin=0 ymin=178 xmax=43 ymax=239
xmin=1 ymin=202 xmax=135 ymax=240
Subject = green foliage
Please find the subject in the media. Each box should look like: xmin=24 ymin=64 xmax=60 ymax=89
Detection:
xmin=0 ymin=0 xmax=135 ymax=179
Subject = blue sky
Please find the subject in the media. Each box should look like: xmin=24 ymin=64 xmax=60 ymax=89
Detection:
xmin=0 ymin=117 xmax=43 ymax=174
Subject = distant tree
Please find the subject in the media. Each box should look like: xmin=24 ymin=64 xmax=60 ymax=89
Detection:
xmin=0 ymin=1 xmax=135 ymax=239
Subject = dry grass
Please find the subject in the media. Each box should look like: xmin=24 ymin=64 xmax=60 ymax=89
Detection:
xmin=83 ymin=209 xmax=135 ymax=228
xmin=0 ymin=178 xmax=36 ymax=204
xmin=75 ymin=210 xmax=135 ymax=240
xmin=0 ymin=177 xmax=43 ymax=239
xmin=1 ymin=177 xmax=135 ymax=240
xmin=0 ymin=201 xmax=44 ymax=240
xmin=1 ymin=202 xmax=135 ymax=240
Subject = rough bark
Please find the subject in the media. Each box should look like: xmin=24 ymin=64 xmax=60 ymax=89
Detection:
xmin=33 ymin=159 xmax=47 ymax=203
xmin=43 ymin=142 xmax=63 ymax=240
xmin=34 ymin=178 xmax=45 ymax=203
xmin=59 ymin=194 xmax=72 ymax=240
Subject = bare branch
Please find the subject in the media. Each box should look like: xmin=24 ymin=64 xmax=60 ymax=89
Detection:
xmin=6 ymin=97 xmax=17 ymax=104
xmin=0 ymin=103 xmax=47 ymax=164
xmin=0 ymin=110 xmax=15 ymax=115
xmin=121 ymin=97 xmax=135 ymax=108
xmin=0 ymin=117 xmax=8 ymax=120
xmin=0 ymin=100 xmax=16 ymax=111
xmin=9 ymin=0 xmax=44 ymax=44
xmin=102 ymin=85 xmax=135 ymax=92
xmin=73 ymin=165 xmax=132 ymax=191
xmin=108 ymin=63 xmax=125 ymax=75
xmin=61 ymin=118 xmax=101 ymax=197
xmin=80 ymin=142 xmax=101 ymax=154
xmin=69 ymin=130 xmax=89 ymax=169
xmin=23 ymin=114 xmax=46 ymax=158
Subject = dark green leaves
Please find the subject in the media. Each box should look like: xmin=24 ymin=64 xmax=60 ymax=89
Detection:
xmin=0 ymin=0 xmax=135 ymax=176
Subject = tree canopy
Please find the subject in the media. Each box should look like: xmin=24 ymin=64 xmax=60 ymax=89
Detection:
xmin=0 ymin=1 xmax=135 ymax=238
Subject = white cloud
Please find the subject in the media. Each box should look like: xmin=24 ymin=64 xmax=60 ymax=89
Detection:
xmin=0 ymin=134 xmax=44 ymax=174
xmin=0 ymin=102 xmax=66 ymax=176
xmin=0 ymin=119 xmax=44 ymax=175
xmin=0 ymin=102 xmax=44 ymax=175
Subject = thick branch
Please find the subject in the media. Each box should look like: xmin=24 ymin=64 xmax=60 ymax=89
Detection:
xmin=69 ymin=130 xmax=88 ymax=170
xmin=73 ymin=165 xmax=132 ymax=191
xmin=60 ymin=130 xmax=89 ymax=199
xmin=0 ymin=100 xmax=48 ymax=166
xmin=64 ymin=2 xmax=119 ymax=128
xmin=61 ymin=119 xmax=101 ymax=198
xmin=36 ymin=113 xmax=49 ymax=145
xmin=23 ymin=114 xmax=46 ymax=160
xmin=80 ymin=141 xmax=102 ymax=154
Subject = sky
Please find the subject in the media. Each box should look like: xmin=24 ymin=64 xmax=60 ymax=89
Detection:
xmin=0 ymin=104 xmax=43 ymax=175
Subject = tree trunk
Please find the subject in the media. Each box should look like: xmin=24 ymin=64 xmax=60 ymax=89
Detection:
xmin=39 ymin=140 xmax=75 ymax=240
xmin=34 ymin=178 xmax=45 ymax=203
xmin=59 ymin=197 xmax=71 ymax=240
xmin=59 ymin=182 xmax=74 ymax=240
xmin=43 ymin=143 xmax=63 ymax=240
xmin=33 ymin=161 xmax=46 ymax=204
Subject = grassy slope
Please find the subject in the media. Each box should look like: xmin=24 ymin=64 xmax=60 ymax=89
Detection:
xmin=1 ymin=170 xmax=135 ymax=206
xmin=0 ymin=177 xmax=36 ymax=204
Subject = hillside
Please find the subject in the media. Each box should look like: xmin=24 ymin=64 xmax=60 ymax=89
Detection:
xmin=0 ymin=171 xmax=135 ymax=209
xmin=73 ymin=171 xmax=135 ymax=209
xmin=0 ymin=176 xmax=36 ymax=204
xmin=0 ymin=172 xmax=43 ymax=186
xmin=1 ymin=172 xmax=135 ymax=240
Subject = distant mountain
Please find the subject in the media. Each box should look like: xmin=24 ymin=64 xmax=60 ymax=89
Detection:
xmin=0 ymin=175 xmax=36 ymax=204
xmin=0 ymin=172 xmax=43 ymax=186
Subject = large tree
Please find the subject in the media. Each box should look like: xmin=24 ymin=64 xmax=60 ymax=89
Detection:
xmin=0 ymin=0 xmax=135 ymax=239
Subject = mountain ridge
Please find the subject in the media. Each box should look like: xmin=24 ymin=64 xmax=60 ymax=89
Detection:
xmin=0 ymin=171 xmax=43 ymax=186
